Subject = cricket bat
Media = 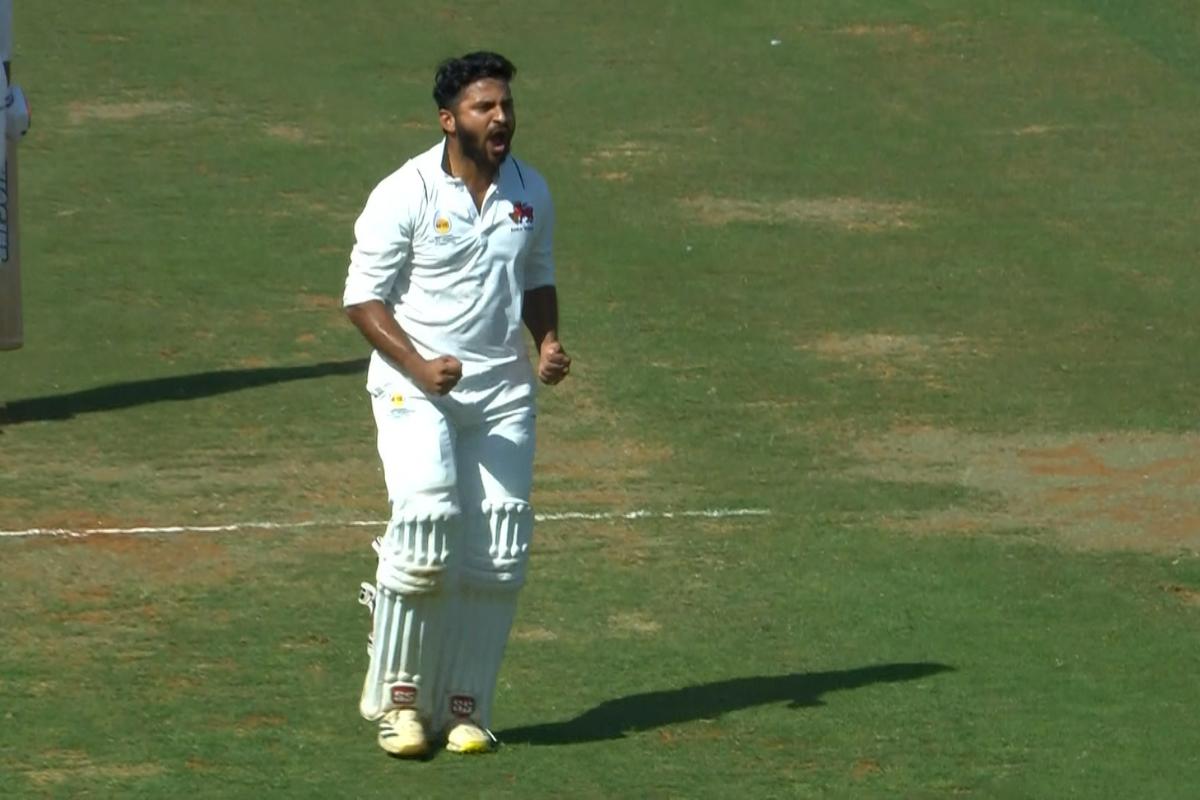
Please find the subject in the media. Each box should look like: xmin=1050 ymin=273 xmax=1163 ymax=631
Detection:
xmin=0 ymin=135 xmax=20 ymax=351
xmin=0 ymin=0 xmax=19 ymax=352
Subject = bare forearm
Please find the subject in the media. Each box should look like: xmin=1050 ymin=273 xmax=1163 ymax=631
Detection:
xmin=523 ymin=285 xmax=570 ymax=384
xmin=522 ymin=285 xmax=559 ymax=349
xmin=345 ymin=300 xmax=463 ymax=395
xmin=345 ymin=300 xmax=425 ymax=376
xmin=345 ymin=299 xmax=460 ymax=398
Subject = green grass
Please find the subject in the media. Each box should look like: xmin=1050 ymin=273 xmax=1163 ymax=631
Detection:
xmin=2 ymin=1 xmax=1199 ymax=797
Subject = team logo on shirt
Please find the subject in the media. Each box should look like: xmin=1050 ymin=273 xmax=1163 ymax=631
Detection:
xmin=434 ymin=215 xmax=452 ymax=235
xmin=509 ymin=202 xmax=535 ymax=227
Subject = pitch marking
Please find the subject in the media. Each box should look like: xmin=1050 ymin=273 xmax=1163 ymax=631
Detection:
xmin=0 ymin=508 xmax=771 ymax=540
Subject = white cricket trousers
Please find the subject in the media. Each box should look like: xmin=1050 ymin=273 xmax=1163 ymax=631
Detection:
xmin=370 ymin=389 xmax=535 ymax=512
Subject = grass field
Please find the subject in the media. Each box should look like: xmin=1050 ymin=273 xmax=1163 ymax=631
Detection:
xmin=3 ymin=1 xmax=1200 ymax=797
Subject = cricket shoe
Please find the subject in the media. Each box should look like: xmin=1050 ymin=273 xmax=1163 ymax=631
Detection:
xmin=377 ymin=709 xmax=429 ymax=757
xmin=444 ymin=721 xmax=498 ymax=754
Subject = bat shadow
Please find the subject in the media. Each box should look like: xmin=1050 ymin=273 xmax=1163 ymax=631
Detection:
xmin=498 ymin=661 xmax=954 ymax=746
xmin=0 ymin=358 xmax=368 ymax=425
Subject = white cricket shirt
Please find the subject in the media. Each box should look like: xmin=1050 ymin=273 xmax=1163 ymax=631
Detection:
xmin=343 ymin=140 xmax=555 ymax=401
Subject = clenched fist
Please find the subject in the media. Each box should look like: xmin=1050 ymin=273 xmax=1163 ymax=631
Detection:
xmin=411 ymin=355 xmax=463 ymax=395
xmin=538 ymin=340 xmax=571 ymax=385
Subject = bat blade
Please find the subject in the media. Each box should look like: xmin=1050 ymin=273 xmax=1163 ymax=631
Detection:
xmin=0 ymin=137 xmax=20 ymax=351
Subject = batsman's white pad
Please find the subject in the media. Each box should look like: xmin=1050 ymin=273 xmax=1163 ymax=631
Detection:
xmin=359 ymin=510 xmax=456 ymax=721
xmin=461 ymin=499 xmax=532 ymax=588
xmin=438 ymin=499 xmax=532 ymax=731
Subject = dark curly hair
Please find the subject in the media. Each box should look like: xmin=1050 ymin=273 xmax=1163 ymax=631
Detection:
xmin=432 ymin=51 xmax=517 ymax=110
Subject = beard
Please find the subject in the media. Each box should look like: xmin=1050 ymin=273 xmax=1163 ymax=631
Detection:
xmin=456 ymin=117 xmax=511 ymax=168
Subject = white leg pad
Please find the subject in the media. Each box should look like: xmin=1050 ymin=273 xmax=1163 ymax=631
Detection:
xmin=359 ymin=510 xmax=456 ymax=721
xmin=438 ymin=499 xmax=532 ymax=732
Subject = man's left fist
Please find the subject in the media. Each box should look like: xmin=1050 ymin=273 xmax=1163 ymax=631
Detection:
xmin=538 ymin=340 xmax=571 ymax=385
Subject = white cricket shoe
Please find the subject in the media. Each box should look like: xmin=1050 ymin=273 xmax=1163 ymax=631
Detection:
xmin=445 ymin=721 xmax=497 ymax=754
xmin=377 ymin=709 xmax=428 ymax=757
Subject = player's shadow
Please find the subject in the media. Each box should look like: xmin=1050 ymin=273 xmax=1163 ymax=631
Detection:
xmin=0 ymin=358 xmax=368 ymax=425
xmin=499 ymin=662 xmax=954 ymax=746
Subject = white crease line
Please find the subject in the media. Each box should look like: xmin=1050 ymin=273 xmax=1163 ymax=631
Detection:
xmin=0 ymin=508 xmax=771 ymax=540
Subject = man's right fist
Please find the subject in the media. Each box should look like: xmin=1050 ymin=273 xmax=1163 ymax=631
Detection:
xmin=412 ymin=355 xmax=462 ymax=396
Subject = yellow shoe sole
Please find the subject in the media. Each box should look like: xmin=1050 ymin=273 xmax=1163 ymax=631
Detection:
xmin=445 ymin=738 xmax=494 ymax=755
xmin=445 ymin=722 xmax=497 ymax=754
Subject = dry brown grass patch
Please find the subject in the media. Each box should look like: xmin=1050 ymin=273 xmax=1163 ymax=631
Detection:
xmin=23 ymin=751 xmax=165 ymax=787
xmin=583 ymin=140 xmax=658 ymax=165
xmin=682 ymin=196 xmax=920 ymax=231
xmin=608 ymin=612 xmax=662 ymax=635
xmin=54 ymin=603 xmax=161 ymax=627
xmin=68 ymin=100 xmax=190 ymax=124
xmin=854 ymin=428 xmax=1200 ymax=552
xmin=1164 ymin=585 xmax=1200 ymax=607
xmin=236 ymin=714 xmax=287 ymax=731
xmin=1014 ymin=124 xmax=1066 ymax=136
xmin=71 ymin=534 xmax=239 ymax=586
xmin=800 ymin=332 xmax=980 ymax=384
xmin=296 ymin=292 xmax=341 ymax=310
xmin=803 ymin=333 xmax=972 ymax=361
xmin=512 ymin=625 xmax=559 ymax=642
xmin=837 ymin=23 xmax=931 ymax=44
xmin=582 ymin=140 xmax=662 ymax=181
xmin=265 ymin=124 xmax=314 ymax=143
xmin=275 ymin=193 xmax=356 ymax=225
xmin=852 ymin=759 xmax=885 ymax=779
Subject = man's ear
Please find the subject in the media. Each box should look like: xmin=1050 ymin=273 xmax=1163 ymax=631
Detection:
xmin=438 ymin=108 xmax=456 ymax=136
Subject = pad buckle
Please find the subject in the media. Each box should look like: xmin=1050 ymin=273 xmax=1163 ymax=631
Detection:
xmin=357 ymin=582 xmax=377 ymax=614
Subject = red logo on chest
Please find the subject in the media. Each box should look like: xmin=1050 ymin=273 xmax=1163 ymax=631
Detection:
xmin=509 ymin=202 xmax=535 ymax=224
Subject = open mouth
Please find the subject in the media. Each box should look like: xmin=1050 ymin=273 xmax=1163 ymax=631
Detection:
xmin=487 ymin=130 xmax=510 ymax=154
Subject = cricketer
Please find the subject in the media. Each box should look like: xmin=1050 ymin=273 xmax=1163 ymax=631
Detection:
xmin=342 ymin=51 xmax=570 ymax=757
